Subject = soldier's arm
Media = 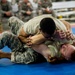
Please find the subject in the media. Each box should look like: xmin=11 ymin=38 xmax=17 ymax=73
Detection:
xmin=28 ymin=34 xmax=46 ymax=45
xmin=19 ymin=33 xmax=46 ymax=45
xmin=18 ymin=28 xmax=29 ymax=44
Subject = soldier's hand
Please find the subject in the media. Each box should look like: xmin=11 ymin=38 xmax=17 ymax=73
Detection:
xmin=54 ymin=30 xmax=66 ymax=39
xmin=5 ymin=12 xmax=12 ymax=16
xmin=27 ymin=3 xmax=31 ymax=7
xmin=66 ymin=30 xmax=74 ymax=40
xmin=26 ymin=11 xmax=32 ymax=15
xmin=26 ymin=37 xmax=33 ymax=47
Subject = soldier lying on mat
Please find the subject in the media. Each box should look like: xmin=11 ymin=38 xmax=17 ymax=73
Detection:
xmin=0 ymin=14 xmax=75 ymax=64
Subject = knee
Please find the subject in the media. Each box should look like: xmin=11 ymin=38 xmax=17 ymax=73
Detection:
xmin=8 ymin=16 xmax=18 ymax=23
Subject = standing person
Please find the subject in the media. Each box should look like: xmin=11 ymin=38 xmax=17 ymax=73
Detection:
xmin=37 ymin=0 xmax=56 ymax=17
xmin=19 ymin=0 xmax=33 ymax=22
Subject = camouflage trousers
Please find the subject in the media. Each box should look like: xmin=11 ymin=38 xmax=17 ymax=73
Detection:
xmin=0 ymin=31 xmax=45 ymax=64
xmin=0 ymin=17 xmax=45 ymax=64
xmin=8 ymin=16 xmax=24 ymax=35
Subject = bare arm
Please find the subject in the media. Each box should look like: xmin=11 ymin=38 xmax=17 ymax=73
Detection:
xmin=18 ymin=28 xmax=29 ymax=43
xmin=29 ymin=34 xmax=46 ymax=45
xmin=18 ymin=27 xmax=46 ymax=44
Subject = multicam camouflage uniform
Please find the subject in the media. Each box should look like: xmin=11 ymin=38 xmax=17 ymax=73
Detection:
xmin=0 ymin=17 xmax=45 ymax=64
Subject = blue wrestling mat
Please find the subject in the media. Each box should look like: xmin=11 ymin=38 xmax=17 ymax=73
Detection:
xmin=0 ymin=27 xmax=75 ymax=75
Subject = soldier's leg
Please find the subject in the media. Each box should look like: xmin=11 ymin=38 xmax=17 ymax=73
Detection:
xmin=8 ymin=16 xmax=24 ymax=35
xmin=0 ymin=31 xmax=23 ymax=52
xmin=0 ymin=50 xmax=11 ymax=59
xmin=0 ymin=48 xmax=45 ymax=64
xmin=11 ymin=48 xmax=46 ymax=64
xmin=0 ymin=31 xmax=46 ymax=64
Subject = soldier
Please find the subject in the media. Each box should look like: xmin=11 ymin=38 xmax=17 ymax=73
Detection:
xmin=0 ymin=31 xmax=46 ymax=64
xmin=37 ymin=0 xmax=56 ymax=17
xmin=0 ymin=0 xmax=13 ymax=30
xmin=0 ymin=0 xmax=12 ymax=18
xmin=19 ymin=0 xmax=33 ymax=22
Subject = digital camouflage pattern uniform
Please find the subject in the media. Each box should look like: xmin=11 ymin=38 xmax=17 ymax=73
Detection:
xmin=0 ymin=0 xmax=13 ymax=30
xmin=0 ymin=1 xmax=12 ymax=16
xmin=19 ymin=1 xmax=33 ymax=22
xmin=0 ymin=17 xmax=45 ymax=64
xmin=2 ymin=14 xmax=73 ymax=64
xmin=37 ymin=0 xmax=56 ymax=17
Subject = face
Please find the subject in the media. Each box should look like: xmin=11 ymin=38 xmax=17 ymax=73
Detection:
xmin=40 ymin=30 xmax=52 ymax=40
xmin=60 ymin=44 xmax=75 ymax=60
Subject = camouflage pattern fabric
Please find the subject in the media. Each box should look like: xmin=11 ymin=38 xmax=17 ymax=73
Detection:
xmin=8 ymin=16 xmax=24 ymax=35
xmin=0 ymin=31 xmax=45 ymax=64
xmin=37 ymin=0 xmax=56 ymax=17
xmin=19 ymin=1 xmax=33 ymax=22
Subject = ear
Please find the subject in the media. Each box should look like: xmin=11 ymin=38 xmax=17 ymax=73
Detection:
xmin=62 ymin=44 xmax=66 ymax=49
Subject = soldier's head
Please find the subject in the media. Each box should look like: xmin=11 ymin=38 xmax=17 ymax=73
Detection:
xmin=40 ymin=18 xmax=56 ymax=39
xmin=60 ymin=43 xmax=75 ymax=61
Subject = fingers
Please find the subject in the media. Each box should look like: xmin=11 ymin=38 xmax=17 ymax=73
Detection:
xmin=56 ymin=30 xmax=66 ymax=39
xmin=66 ymin=31 xmax=74 ymax=40
xmin=56 ymin=30 xmax=74 ymax=40
xmin=26 ymin=37 xmax=33 ymax=46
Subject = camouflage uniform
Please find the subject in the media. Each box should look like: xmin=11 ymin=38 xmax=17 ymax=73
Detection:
xmin=0 ymin=31 xmax=45 ymax=64
xmin=8 ymin=16 xmax=24 ymax=35
xmin=0 ymin=0 xmax=13 ymax=30
xmin=37 ymin=0 xmax=56 ymax=17
xmin=19 ymin=1 xmax=33 ymax=22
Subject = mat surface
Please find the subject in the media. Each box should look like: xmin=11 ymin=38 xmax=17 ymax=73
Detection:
xmin=0 ymin=27 xmax=75 ymax=75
